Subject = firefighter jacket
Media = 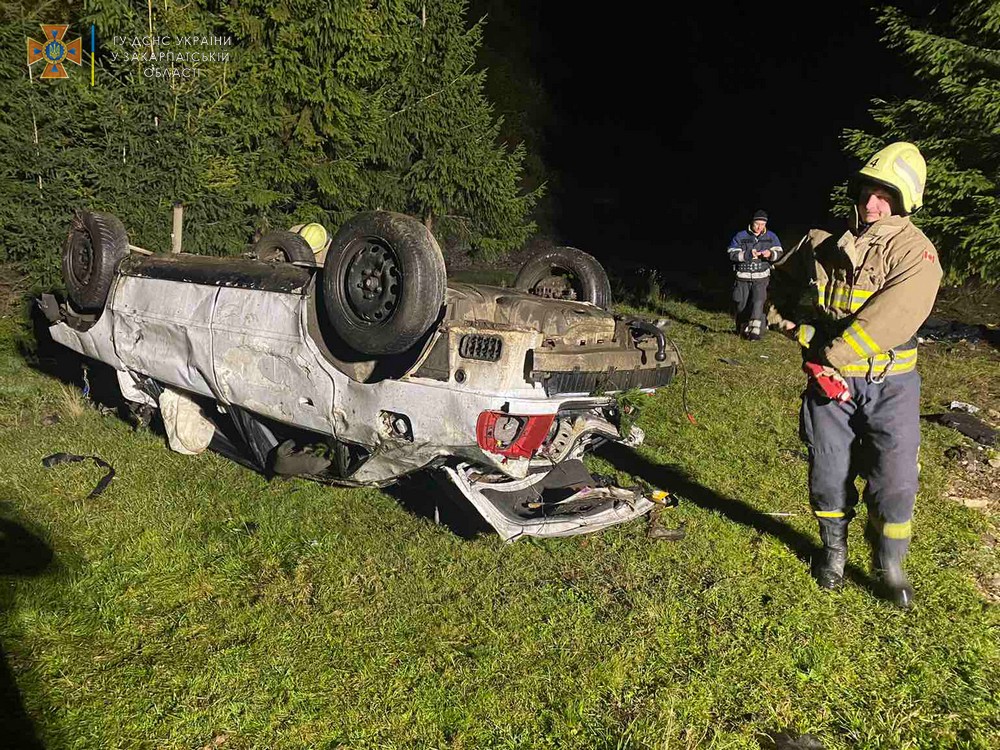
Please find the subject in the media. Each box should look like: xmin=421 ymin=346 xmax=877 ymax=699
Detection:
xmin=727 ymin=228 xmax=783 ymax=279
xmin=770 ymin=215 xmax=942 ymax=378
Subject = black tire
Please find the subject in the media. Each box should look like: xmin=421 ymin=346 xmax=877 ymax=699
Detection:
xmin=514 ymin=246 xmax=612 ymax=309
xmin=322 ymin=211 xmax=446 ymax=356
xmin=62 ymin=210 xmax=130 ymax=311
xmin=251 ymin=230 xmax=315 ymax=263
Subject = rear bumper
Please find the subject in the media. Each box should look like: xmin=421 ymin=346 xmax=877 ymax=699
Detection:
xmin=440 ymin=460 xmax=654 ymax=541
xmin=531 ymin=364 xmax=676 ymax=396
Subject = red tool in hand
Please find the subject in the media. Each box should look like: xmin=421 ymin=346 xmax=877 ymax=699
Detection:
xmin=803 ymin=361 xmax=851 ymax=403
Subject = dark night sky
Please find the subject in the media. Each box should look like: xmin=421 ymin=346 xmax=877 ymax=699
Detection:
xmin=506 ymin=1 xmax=931 ymax=279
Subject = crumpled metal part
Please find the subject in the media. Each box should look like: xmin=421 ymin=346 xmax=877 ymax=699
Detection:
xmin=440 ymin=461 xmax=654 ymax=541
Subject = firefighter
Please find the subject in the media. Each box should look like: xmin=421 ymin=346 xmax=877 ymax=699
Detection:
xmin=769 ymin=142 xmax=941 ymax=609
xmin=727 ymin=210 xmax=783 ymax=340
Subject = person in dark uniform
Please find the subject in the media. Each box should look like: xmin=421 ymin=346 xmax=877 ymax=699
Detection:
xmin=727 ymin=210 xmax=783 ymax=340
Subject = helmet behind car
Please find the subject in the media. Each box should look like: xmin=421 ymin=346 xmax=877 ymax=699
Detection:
xmin=297 ymin=223 xmax=330 ymax=253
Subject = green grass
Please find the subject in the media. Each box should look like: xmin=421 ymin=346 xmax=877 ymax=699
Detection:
xmin=0 ymin=297 xmax=997 ymax=750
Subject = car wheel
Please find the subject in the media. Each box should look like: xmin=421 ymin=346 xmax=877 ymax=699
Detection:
xmin=62 ymin=210 xmax=130 ymax=311
xmin=251 ymin=230 xmax=315 ymax=263
xmin=322 ymin=211 xmax=446 ymax=355
xmin=514 ymin=246 xmax=612 ymax=309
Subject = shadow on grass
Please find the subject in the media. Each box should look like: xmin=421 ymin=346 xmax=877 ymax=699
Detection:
xmin=384 ymin=471 xmax=495 ymax=540
xmin=598 ymin=442 xmax=880 ymax=593
xmin=0 ymin=507 xmax=54 ymax=750
xmin=21 ymin=300 xmax=113 ymax=401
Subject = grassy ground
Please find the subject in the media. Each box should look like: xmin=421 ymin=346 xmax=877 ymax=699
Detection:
xmin=0 ymin=292 xmax=997 ymax=750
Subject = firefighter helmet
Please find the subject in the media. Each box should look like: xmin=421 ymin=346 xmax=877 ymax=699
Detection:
xmin=296 ymin=222 xmax=330 ymax=254
xmin=857 ymin=141 xmax=926 ymax=214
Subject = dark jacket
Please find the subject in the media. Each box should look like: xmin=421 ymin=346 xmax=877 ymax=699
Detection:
xmin=727 ymin=228 xmax=783 ymax=278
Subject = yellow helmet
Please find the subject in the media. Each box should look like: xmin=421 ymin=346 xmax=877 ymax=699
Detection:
xmin=295 ymin=222 xmax=329 ymax=253
xmin=857 ymin=141 xmax=926 ymax=214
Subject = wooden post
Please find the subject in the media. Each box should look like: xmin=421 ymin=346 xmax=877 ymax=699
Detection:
xmin=171 ymin=203 xmax=183 ymax=254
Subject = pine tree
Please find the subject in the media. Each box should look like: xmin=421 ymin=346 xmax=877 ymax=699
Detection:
xmin=838 ymin=1 xmax=1000 ymax=283
xmin=0 ymin=0 xmax=268 ymax=284
xmin=357 ymin=0 xmax=539 ymax=257
xmin=221 ymin=0 xmax=538 ymax=255
xmin=0 ymin=0 xmax=537 ymax=289
xmin=471 ymin=0 xmax=554 ymax=232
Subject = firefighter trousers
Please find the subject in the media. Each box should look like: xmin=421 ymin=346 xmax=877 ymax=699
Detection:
xmin=799 ymin=370 xmax=920 ymax=561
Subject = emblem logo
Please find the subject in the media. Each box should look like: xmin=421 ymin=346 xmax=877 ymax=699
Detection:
xmin=27 ymin=24 xmax=82 ymax=79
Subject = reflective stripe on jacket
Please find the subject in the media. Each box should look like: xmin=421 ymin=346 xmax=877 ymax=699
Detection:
xmin=773 ymin=215 xmax=942 ymax=377
xmin=727 ymin=228 xmax=783 ymax=276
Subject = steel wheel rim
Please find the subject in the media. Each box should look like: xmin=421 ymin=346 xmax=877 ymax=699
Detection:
xmin=343 ymin=237 xmax=401 ymax=324
xmin=71 ymin=233 xmax=94 ymax=286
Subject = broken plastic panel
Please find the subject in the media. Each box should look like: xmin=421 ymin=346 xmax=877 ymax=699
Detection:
xmin=441 ymin=459 xmax=654 ymax=541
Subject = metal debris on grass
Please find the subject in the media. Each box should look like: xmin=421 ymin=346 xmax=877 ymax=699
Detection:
xmin=949 ymin=401 xmax=981 ymax=414
xmin=925 ymin=412 xmax=998 ymax=446
xmin=648 ymin=519 xmax=686 ymax=541
xmin=917 ymin=317 xmax=998 ymax=346
xmin=758 ymin=731 xmax=826 ymax=750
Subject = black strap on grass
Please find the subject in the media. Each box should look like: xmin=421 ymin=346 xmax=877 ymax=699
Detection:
xmin=41 ymin=453 xmax=116 ymax=499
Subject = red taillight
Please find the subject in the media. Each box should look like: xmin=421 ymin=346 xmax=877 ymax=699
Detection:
xmin=476 ymin=411 xmax=555 ymax=459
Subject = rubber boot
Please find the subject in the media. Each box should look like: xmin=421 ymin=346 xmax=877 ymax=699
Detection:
xmin=874 ymin=535 xmax=914 ymax=610
xmin=813 ymin=516 xmax=849 ymax=590
xmin=863 ymin=516 xmax=878 ymax=572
